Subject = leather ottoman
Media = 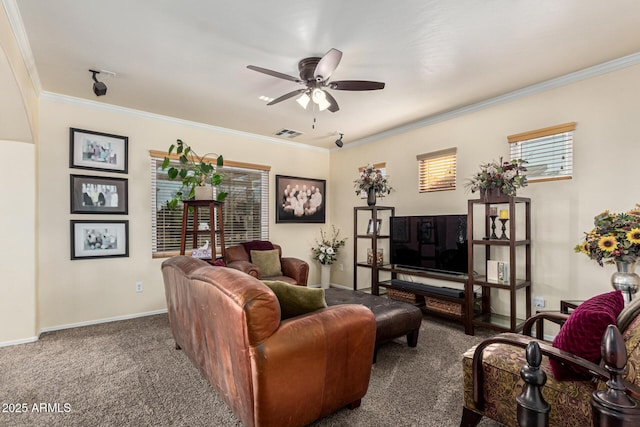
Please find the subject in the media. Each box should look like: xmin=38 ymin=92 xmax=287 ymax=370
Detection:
xmin=324 ymin=288 xmax=422 ymax=362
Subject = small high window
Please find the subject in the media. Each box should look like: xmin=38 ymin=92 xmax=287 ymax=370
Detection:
xmin=417 ymin=148 xmax=457 ymax=192
xmin=508 ymin=122 xmax=575 ymax=182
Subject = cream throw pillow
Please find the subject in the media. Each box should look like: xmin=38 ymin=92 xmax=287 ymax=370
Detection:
xmin=250 ymin=249 xmax=283 ymax=277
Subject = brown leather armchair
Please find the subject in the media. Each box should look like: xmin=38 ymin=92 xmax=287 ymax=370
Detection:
xmin=224 ymin=241 xmax=309 ymax=286
xmin=461 ymin=302 xmax=640 ymax=427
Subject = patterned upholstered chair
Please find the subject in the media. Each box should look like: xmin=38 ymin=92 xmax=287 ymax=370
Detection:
xmin=461 ymin=293 xmax=640 ymax=427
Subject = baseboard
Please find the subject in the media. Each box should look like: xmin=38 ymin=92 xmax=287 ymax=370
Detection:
xmin=39 ymin=309 xmax=169 ymax=334
xmin=0 ymin=336 xmax=39 ymax=348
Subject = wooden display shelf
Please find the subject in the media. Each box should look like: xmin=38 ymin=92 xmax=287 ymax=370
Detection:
xmin=472 ymin=312 xmax=527 ymax=333
xmin=466 ymin=196 xmax=532 ymax=335
xmin=471 ymin=276 xmax=530 ymax=289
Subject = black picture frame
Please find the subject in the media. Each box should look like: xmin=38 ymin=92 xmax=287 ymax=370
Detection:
xmin=70 ymin=220 xmax=129 ymax=260
xmin=275 ymin=174 xmax=326 ymax=223
xmin=70 ymin=174 xmax=128 ymax=214
xmin=367 ymin=218 xmax=382 ymax=235
xmin=69 ymin=128 xmax=128 ymax=173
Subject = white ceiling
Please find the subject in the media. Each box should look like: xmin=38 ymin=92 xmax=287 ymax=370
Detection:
xmin=9 ymin=0 xmax=640 ymax=149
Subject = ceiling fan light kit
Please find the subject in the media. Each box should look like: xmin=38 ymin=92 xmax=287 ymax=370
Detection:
xmin=247 ymin=48 xmax=385 ymax=114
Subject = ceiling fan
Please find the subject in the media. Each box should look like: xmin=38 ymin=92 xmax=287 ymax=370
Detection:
xmin=247 ymin=48 xmax=385 ymax=113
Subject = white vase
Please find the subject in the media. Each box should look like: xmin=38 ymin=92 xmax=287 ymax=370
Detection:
xmin=320 ymin=264 xmax=331 ymax=289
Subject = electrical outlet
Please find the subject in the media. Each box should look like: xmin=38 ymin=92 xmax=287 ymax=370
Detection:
xmin=533 ymin=296 xmax=545 ymax=308
xmin=339 ymin=264 xmax=344 ymax=271
xmin=135 ymin=282 xmax=143 ymax=293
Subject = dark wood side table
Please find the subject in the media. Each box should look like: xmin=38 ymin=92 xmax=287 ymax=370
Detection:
xmin=534 ymin=300 xmax=583 ymax=339
xmin=560 ymin=300 xmax=583 ymax=314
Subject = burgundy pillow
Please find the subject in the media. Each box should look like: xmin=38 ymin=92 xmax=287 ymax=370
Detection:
xmin=550 ymin=290 xmax=624 ymax=380
xmin=212 ymin=258 xmax=226 ymax=267
xmin=242 ymin=240 xmax=274 ymax=255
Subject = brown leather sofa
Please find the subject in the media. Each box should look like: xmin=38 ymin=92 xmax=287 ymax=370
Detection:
xmin=162 ymin=256 xmax=376 ymax=427
xmin=224 ymin=241 xmax=309 ymax=286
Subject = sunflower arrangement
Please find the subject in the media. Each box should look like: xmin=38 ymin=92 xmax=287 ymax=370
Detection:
xmin=311 ymin=226 xmax=347 ymax=265
xmin=575 ymin=204 xmax=640 ymax=266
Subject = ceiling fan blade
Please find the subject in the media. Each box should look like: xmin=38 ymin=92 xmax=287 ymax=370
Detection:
xmin=314 ymin=48 xmax=343 ymax=81
xmin=247 ymin=65 xmax=302 ymax=83
xmin=267 ymin=89 xmax=307 ymax=105
xmin=329 ymin=80 xmax=385 ymax=91
xmin=324 ymin=91 xmax=340 ymax=113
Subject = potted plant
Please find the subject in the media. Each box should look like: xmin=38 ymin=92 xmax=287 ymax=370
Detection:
xmin=466 ymin=157 xmax=527 ymax=198
xmin=354 ymin=164 xmax=393 ymax=206
xmin=311 ymin=226 xmax=347 ymax=289
xmin=161 ymin=139 xmax=228 ymax=209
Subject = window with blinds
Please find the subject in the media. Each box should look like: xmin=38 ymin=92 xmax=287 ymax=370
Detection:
xmin=508 ymin=122 xmax=575 ymax=182
xmin=417 ymin=148 xmax=457 ymax=192
xmin=151 ymin=154 xmax=269 ymax=256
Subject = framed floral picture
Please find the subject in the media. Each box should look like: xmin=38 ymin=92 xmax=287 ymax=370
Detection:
xmin=69 ymin=128 xmax=128 ymax=173
xmin=276 ymin=175 xmax=326 ymax=223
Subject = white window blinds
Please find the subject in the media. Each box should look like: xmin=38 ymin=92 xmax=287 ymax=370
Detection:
xmin=508 ymin=122 xmax=575 ymax=182
xmin=417 ymin=148 xmax=457 ymax=192
xmin=151 ymin=153 xmax=269 ymax=256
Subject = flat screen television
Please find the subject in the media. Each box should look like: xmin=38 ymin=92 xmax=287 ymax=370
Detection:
xmin=389 ymin=214 xmax=468 ymax=275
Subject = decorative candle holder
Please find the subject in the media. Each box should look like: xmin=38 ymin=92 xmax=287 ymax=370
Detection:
xmin=490 ymin=215 xmax=499 ymax=239
xmin=499 ymin=218 xmax=509 ymax=240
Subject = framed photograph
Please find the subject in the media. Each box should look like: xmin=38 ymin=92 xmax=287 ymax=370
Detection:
xmin=70 ymin=220 xmax=129 ymax=260
xmin=70 ymin=174 xmax=128 ymax=214
xmin=276 ymin=175 xmax=326 ymax=223
xmin=69 ymin=128 xmax=128 ymax=173
xmin=366 ymin=218 xmax=382 ymax=235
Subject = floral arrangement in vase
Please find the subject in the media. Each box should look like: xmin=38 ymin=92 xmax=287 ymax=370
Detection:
xmin=354 ymin=164 xmax=393 ymax=200
xmin=575 ymin=204 xmax=640 ymax=266
xmin=311 ymin=226 xmax=347 ymax=265
xmin=466 ymin=157 xmax=528 ymax=196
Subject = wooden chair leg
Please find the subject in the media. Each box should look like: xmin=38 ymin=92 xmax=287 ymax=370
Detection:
xmin=460 ymin=407 xmax=482 ymax=427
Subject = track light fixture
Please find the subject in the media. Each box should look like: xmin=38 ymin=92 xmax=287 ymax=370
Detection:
xmin=335 ymin=132 xmax=344 ymax=148
xmin=90 ymin=69 xmax=107 ymax=96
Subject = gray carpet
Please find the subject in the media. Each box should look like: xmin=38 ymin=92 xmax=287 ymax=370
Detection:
xmin=0 ymin=313 xmax=501 ymax=427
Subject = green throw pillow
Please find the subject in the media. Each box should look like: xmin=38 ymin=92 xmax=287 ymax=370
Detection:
xmin=250 ymin=249 xmax=283 ymax=277
xmin=262 ymin=280 xmax=327 ymax=319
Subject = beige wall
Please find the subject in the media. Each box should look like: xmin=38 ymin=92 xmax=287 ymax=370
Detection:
xmin=0 ymin=9 xmax=38 ymax=345
xmin=329 ymin=63 xmax=640 ymax=323
xmin=36 ymin=96 xmax=329 ymax=331
xmin=0 ymin=140 xmax=37 ymax=344
xmin=3 ymin=4 xmax=640 ymax=343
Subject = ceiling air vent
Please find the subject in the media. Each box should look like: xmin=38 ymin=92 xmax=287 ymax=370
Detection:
xmin=274 ymin=128 xmax=303 ymax=139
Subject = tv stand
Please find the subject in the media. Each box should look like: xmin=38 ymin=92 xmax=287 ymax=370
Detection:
xmin=377 ymin=264 xmax=476 ymax=331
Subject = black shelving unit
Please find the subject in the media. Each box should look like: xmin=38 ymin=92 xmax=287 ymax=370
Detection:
xmin=353 ymin=206 xmax=394 ymax=294
xmin=465 ymin=195 xmax=531 ymax=335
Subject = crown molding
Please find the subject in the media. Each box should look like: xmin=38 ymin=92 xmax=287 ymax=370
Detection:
xmin=2 ymin=0 xmax=41 ymax=93
xmin=337 ymin=51 xmax=640 ymax=151
xmin=40 ymin=91 xmax=328 ymax=153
